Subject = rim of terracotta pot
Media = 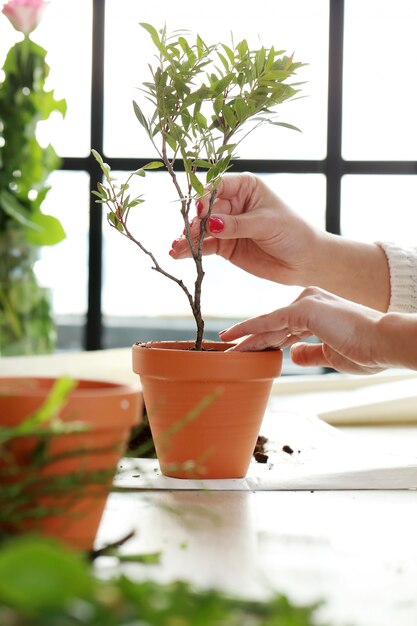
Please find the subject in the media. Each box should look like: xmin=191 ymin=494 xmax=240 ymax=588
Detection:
xmin=0 ymin=376 xmax=139 ymax=395
xmin=0 ymin=376 xmax=142 ymax=429
xmin=132 ymin=340 xmax=283 ymax=381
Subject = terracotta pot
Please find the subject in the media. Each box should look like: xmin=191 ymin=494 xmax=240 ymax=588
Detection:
xmin=0 ymin=377 xmax=142 ymax=550
xmin=132 ymin=341 xmax=282 ymax=479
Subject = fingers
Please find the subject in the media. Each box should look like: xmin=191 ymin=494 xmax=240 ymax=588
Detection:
xmin=224 ymin=331 xmax=303 ymax=352
xmin=217 ymin=287 xmax=384 ymax=373
xmin=198 ymin=173 xmax=257 ymax=212
xmin=290 ymin=342 xmax=385 ymax=375
xmin=290 ymin=342 xmax=327 ymax=367
xmin=170 ymin=173 xmax=273 ymax=258
xmin=219 ymin=308 xmax=311 ymax=353
xmin=169 ymin=216 xmax=220 ymax=259
xmin=170 ymin=237 xmax=221 ymax=259
xmin=169 ymin=207 xmax=266 ymax=259
xmin=219 ymin=307 xmax=303 ymax=343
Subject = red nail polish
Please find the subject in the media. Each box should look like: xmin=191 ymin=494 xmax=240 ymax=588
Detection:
xmin=196 ymin=200 xmax=204 ymax=215
xmin=209 ymin=215 xmax=224 ymax=234
xmin=171 ymin=238 xmax=181 ymax=248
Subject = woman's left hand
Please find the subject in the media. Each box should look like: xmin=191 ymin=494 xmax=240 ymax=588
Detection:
xmin=219 ymin=287 xmax=388 ymax=374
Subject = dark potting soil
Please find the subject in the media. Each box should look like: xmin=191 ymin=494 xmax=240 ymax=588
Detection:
xmin=253 ymin=435 xmax=269 ymax=463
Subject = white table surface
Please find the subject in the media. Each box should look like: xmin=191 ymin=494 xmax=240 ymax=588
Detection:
xmin=2 ymin=349 xmax=417 ymax=626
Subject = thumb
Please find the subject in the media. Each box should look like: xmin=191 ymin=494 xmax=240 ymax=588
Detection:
xmin=290 ymin=342 xmax=329 ymax=368
xmin=207 ymin=212 xmax=271 ymax=241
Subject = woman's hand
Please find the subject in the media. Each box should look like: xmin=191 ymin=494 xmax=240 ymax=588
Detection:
xmin=170 ymin=173 xmax=391 ymax=312
xmin=170 ymin=172 xmax=321 ymax=286
xmin=218 ymin=286 xmax=405 ymax=375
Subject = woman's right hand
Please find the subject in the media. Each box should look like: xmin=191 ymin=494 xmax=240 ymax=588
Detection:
xmin=170 ymin=172 xmax=391 ymax=312
xmin=170 ymin=172 xmax=321 ymax=287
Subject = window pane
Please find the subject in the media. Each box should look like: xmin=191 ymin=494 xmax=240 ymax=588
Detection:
xmin=102 ymin=173 xmax=325 ymax=321
xmin=104 ymin=0 xmax=329 ymax=160
xmin=341 ymin=175 xmax=417 ymax=246
xmin=0 ymin=0 xmax=92 ymax=157
xmin=36 ymin=171 xmax=90 ymax=319
xmin=343 ymin=1 xmax=417 ymax=160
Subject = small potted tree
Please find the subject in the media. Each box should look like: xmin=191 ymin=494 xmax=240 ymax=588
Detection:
xmin=93 ymin=24 xmax=304 ymax=479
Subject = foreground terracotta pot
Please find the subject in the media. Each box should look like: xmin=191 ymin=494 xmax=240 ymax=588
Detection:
xmin=0 ymin=377 xmax=142 ymax=550
xmin=132 ymin=341 xmax=282 ymax=479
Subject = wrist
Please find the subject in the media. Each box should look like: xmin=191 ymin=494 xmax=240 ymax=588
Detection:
xmin=309 ymin=232 xmax=390 ymax=311
xmin=376 ymin=313 xmax=417 ymax=370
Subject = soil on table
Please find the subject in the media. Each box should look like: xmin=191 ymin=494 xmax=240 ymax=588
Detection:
xmin=253 ymin=435 xmax=269 ymax=463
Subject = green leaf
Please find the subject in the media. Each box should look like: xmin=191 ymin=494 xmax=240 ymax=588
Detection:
xmin=206 ymin=158 xmax=231 ymax=183
xmin=0 ymin=537 xmax=94 ymax=612
xmin=140 ymin=22 xmax=166 ymax=55
xmin=212 ymin=73 xmax=234 ymax=95
xmin=255 ymin=47 xmax=266 ymax=75
xmin=257 ymin=119 xmax=302 ymax=133
xmin=181 ymin=109 xmax=191 ymax=131
xmin=272 ymin=121 xmax=302 ymax=132
xmin=139 ymin=22 xmax=160 ymax=42
xmin=216 ymin=51 xmax=230 ymax=72
xmin=194 ymin=111 xmax=207 ymax=129
xmin=107 ymin=211 xmax=119 ymax=227
xmin=91 ymin=148 xmax=103 ymax=165
xmin=222 ymin=105 xmax=236 ymax=128
xmin=196 ymin=34 xmax=205 ymax=59
xmin=0 ymin=191 xmax=36 ymax=230
xmin=113 ymin=552 xmax=162 ymax=564
xmin=32 ymin=186 xmax=51 ymax=211
xmin=192 ymin=159 xmax=212 ymax=169
xmin=129 ymin=198 xmax=145 ymax=207
xmin=142 ymin=161 xmax=164 ymax=170
xmin=165 ymin=133 xmax=177 ymax=152
xmin=31 ymin=90 xmax=66 ymax=121
xmin=132 ymin=101 xmax=149 ymax=132
xmin=236 ymin=39 xmax=249 ymax=59
xmin=16 ymin=377 xmax=76 ymax=435
xmin=189 ymin=172 xmax=204 ymax=197
xmin=234 ymin=96 xmax=249 ymax=122
xmin=221 ymin=44 xmax=235 ymax=64
xmin=25 ymin=211 xmax=66 ymax=246
xmin=216 ymin=143 xmax=237 ymax=155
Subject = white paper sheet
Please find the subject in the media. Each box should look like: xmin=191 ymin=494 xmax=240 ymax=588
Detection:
xmin=114 ymin=411 xmax=417 ymax=491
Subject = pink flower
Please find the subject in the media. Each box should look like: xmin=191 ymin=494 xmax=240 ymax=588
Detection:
xmin=2 ymin=0 xmax=47 ymax=35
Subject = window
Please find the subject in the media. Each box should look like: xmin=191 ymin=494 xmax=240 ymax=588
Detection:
xmin=2 ymin=0 xmax=416 ymax=362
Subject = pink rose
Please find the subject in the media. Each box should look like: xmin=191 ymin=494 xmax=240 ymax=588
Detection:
xmin=2 ymin=0 xmax=47 ymax=35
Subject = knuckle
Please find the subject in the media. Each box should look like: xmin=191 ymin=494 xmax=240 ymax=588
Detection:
xmin=302 ymin=285 xmax=322 ymax=298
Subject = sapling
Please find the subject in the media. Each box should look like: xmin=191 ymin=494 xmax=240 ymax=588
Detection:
xmin=93 ymin=23 xmax=304 ymax=351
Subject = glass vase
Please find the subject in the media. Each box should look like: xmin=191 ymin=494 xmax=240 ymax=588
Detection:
xmin=0 ymin=227 xmax=56 ymax=356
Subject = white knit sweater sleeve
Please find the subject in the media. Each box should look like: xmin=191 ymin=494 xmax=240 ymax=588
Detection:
xmin=376 ymin=241 xmax=417 ymax=312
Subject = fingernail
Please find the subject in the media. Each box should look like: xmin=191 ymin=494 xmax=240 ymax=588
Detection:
xmin=209 ymin=215 xmax=224 ymax=234
xmin=171 ymin=238 xmax=182 ymax=248
xmin=196 ymin=200 xmax=204 ymax=215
